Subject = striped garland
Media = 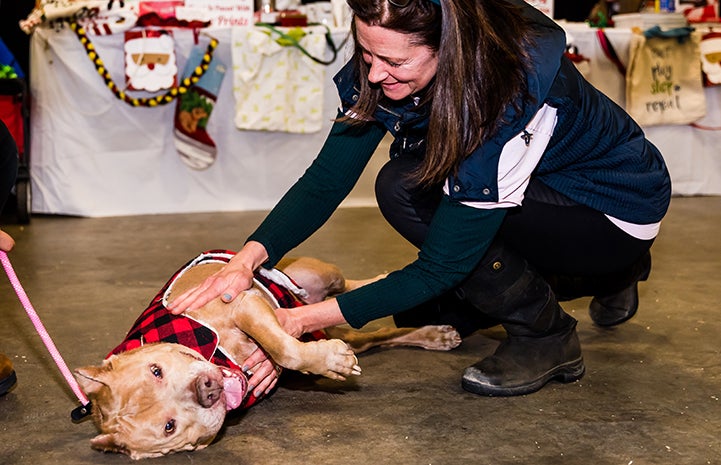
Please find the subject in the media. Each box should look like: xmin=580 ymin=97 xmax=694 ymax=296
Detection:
xmin=68 ymin=22 xmax=218 ymax=108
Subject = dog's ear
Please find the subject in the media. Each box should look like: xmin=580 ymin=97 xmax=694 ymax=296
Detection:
xmin=74 ymin=361 xmax=112 ymax=395
xmin=89 ymin=433 xmax=131 ymax=457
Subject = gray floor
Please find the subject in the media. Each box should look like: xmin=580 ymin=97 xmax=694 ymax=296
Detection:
xmin=0 ymin=196 xmax=720 ymax=465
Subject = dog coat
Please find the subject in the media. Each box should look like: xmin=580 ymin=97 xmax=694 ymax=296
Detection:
xmin=107 ymin=250 xmax=314 ymax=409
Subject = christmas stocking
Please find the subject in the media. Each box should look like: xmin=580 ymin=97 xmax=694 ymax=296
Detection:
xmin=174 ymin=46 xmax=226 ymax=170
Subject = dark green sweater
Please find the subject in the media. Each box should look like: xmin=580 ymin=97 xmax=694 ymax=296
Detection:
xmin=247 ymin=120 xmax=505 ymax=329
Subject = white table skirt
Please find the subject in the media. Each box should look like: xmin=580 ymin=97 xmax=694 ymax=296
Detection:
xmin=28 ymin=23 xmax=721 ymax=217
xmin=561 ymin=22 xmax=721 ymax=197
xmin=28 ymin=26 xmax=369 ymax=217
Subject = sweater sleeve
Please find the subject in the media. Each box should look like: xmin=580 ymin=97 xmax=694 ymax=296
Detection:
xmin=247 ymin=117 xmax=387 ymax=267
xmin=336 ymin=196 xmax=507 ymax=329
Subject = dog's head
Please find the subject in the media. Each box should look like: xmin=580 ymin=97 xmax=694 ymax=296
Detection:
xmin=74 ymin=343 xmax=247 ymax=459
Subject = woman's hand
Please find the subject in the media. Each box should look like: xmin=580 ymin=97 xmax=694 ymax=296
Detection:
xmin=243 ymin=307 xmax=306 ymax=396
xmin=167 ymin=258 xmax=255 ymax=314
xmin=167 ymin=241 xmax=269 ymax=315
xmin=242 ymin=304 xmax=343 ymax=396
xmin=243 ymin=347 xmax=282 ymax=398
xmin=274 ymin=306 xmax=304 ymax=338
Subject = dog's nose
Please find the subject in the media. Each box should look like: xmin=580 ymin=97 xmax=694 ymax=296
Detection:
xmin=195 ymin=375 xmax=223 ymax=408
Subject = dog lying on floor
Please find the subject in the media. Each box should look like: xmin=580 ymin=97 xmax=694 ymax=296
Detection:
xmin=74 ymin=250 xmax=461 ymax=459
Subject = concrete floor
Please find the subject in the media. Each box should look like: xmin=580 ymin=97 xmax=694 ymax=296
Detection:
xmin=0 ymin=196 xmax=720 ymax=465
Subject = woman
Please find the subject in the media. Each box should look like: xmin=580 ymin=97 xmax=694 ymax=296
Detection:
xmin=170 ymin=0 xmax=671 ymax=398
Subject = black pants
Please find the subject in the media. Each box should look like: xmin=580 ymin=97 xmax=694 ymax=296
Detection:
xmin=376 ymin=156 xmax=653 ymax=331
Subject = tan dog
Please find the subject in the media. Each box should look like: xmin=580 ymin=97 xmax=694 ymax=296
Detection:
xmin=74 ymin=251 xmax=461 ymax=459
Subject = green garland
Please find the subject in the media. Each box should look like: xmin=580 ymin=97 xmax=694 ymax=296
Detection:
xmin=69 ymin=22 xmax=218 ymax=108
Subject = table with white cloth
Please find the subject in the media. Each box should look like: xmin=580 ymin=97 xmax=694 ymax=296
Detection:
xmin=28 ymin=23 xmax=721 ymax=217
xmin=561 ymin=22 xmax=721 ymax=197
xmin=28 ymin=25 xmax=374 ymax=217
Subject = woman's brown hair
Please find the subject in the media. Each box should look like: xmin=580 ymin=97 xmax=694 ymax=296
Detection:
xmin=344 ymin=0 xmax=535 ymax=187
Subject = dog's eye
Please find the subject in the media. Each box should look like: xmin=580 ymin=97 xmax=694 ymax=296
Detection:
xmin=150 ymin=364 xmax=163 ymax=379
xmin=164 ymin=419 xmax=176 ymax=435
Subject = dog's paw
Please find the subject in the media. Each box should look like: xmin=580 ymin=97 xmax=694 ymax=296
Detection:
xmin=304 ymin=339 xmax=361 ymax=381
xmin=412 ymin=325 xmax=462 ymax=351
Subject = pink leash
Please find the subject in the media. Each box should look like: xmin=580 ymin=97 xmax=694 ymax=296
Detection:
xmin=0 ymin=250 xmax=92 ymax=421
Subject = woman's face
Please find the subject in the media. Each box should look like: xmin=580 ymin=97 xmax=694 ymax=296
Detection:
xmin=355 ymin=18 xmax=438 ymax=101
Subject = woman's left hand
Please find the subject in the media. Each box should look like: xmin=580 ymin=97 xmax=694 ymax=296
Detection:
xmin=243 ymin=348 xmax=282 ymax=398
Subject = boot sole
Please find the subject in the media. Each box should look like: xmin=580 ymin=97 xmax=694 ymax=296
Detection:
xmin=589 ymin=296 xmax=638 ymax=327
xmin=0 ymin=370 xmax=17 ymax=396
xmin=461 ymin=357 xmax=585 ymax=397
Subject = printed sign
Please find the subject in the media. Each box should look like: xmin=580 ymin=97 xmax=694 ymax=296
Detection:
xmin=185 ymin=0 xmax=254 ymax=27
xmin=625 ymin=32 xmax=706 ymax=126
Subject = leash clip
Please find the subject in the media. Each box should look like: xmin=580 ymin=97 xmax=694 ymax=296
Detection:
xmin=71 ymin=402 xmax=93 ymax=423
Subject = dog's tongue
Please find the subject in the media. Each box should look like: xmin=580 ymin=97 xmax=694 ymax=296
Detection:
xmin=222 ymin=370 xmax=247 ymax=411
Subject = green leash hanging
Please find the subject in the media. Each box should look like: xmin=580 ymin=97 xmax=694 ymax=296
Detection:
xmin=255 ymin=23 xmax=344 ymax=66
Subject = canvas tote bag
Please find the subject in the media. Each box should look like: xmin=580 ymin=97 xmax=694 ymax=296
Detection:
xmin=625 ymin=28 xmax=706 ymax=126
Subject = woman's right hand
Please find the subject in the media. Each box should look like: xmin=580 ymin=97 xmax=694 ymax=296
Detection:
xmin=166 ymin=241 xmax=269 ymax=314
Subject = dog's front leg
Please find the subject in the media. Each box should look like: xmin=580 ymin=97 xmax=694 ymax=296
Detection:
xmin=225 ymin=293 xmax=360 ymax=380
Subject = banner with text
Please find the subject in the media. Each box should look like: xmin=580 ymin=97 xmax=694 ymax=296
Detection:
xmin=185 ymin=0 xmax=254 ymax=27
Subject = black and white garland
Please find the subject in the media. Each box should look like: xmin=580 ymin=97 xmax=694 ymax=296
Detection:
xmin=68 ymin=21 xmax=218 ymax=108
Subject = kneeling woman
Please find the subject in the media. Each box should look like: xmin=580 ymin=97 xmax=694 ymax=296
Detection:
xmin=169 ymin=0 xmax=671 ymax=397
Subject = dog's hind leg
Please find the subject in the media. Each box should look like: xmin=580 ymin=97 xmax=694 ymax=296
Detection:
xmin=280 ymin=257 xmax=389 ymax=303
xmin=324 ymin=325 xmax=461 ymax=354
xmin=278 ymin=259 xmax=460 ymax=353
xmin=278 ymin=257 xmax=347 ymax=303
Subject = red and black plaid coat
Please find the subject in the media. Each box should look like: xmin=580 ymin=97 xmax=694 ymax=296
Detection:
xmin=107 ymin=250 xmax=317 ymax=409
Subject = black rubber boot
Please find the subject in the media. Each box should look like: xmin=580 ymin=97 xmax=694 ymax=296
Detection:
xmin=589 ymin=251 xmax=651 ymax=327
xmin=462 ymin=315 xmax=584 ymax=396
xmin=457 ymin=242 xmax=585 ymax=396
xmin=545 ymin=251 xmax=652 ymax=327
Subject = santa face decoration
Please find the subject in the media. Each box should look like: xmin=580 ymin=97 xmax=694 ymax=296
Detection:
xmin=700 ymin=33 xmax=721 ymax=86
xmin=124 ymin=30 xmax=178 ymax=92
